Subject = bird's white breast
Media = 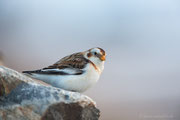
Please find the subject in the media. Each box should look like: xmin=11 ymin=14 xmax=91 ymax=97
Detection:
xmin=30 ymin=63 xmax=100 ymax=92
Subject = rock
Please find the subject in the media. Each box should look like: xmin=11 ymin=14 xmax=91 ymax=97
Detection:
xmin=0 ymin=66 xmax=100 ymax=120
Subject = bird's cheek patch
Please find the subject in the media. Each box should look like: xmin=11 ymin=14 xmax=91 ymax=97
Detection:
xmin=87 ymin=53 xmax=92 ymax=58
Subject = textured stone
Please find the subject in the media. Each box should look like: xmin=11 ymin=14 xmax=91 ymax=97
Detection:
xmin=0 ymin=66 xmax=100 ymax=120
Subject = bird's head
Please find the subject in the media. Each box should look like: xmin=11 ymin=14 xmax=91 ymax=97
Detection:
xmin=84 ymin=47 xmax=106 ymax=71
xmin=87 ymin=47 xmax=106 ymax=61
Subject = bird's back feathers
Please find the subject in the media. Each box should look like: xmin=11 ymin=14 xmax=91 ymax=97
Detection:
xmin=22 ymin=52 xmax=88 ymax=75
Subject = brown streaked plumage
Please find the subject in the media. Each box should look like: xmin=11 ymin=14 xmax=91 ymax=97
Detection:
xmin=44 ymin=52 xmax=88 ymax=70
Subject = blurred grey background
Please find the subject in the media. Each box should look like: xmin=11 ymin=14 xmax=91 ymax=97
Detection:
xmin=0 ymin=0 xmax=180 ymax=120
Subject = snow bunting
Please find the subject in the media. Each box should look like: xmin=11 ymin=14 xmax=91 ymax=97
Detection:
xmin=23 ymin=47 xmax=106 ymax=92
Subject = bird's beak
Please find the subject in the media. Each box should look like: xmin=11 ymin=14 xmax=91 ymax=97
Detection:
xmin=100 ymin=55 xmax=106 ymax=61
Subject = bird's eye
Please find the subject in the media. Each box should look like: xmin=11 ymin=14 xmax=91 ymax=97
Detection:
xmin=94 ymin=52 xmax=97 ymax=55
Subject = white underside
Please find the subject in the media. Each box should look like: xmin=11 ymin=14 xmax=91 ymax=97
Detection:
xmin=27 ymin=64 xmax=100 ymax=92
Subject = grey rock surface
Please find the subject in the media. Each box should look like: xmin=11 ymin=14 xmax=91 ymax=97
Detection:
xmin=0 ymin=66 xmax=100 ymax=120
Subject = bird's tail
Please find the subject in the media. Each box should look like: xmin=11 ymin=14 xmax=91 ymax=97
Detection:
xmin=22 ymin=70 xmax=34 ymax=75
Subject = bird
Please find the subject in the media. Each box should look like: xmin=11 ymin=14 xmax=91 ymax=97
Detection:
xmin=23 ymin=47 xmax=106 ymax=92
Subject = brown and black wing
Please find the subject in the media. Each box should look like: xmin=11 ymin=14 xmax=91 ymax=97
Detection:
xmin=23 ymin=52 xmax=89 ymax=75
